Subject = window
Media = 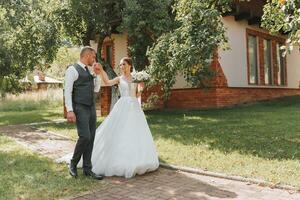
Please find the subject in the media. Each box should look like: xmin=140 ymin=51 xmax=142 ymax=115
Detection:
xmin=263 ymin=39 xmax=273 ymax=85
xmin=105 ymin=45 xmax=113 ymax=67
xmin=102 ymin=40 xmax=114 ymax=68
xmin=276 ymin=43 xmax=286 ymax=85
xmin=247 ymin=35 xmax=259 ymax=84
xmin=246 ymin=29 xmax=286 ymax=86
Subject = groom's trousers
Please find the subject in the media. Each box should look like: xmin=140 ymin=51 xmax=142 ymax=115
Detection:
xmin=71 ymin=103 xmax=96 ymax=172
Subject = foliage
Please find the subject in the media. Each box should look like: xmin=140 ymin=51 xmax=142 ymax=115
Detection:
xmin=147 ymin=0 xmax=231 ymax=99
xmin=58 ymin=0 xmax=124 ymax=47
xmin=262 ymin=0 xmax=300 ymax=52
xmin=120 ymin=0 xmax=176 ymax=71
xmin=46 ymin=47 xmax=81 ymax=79
xmin=58 ymin=0 xmax=124 ymax=79
xmin=142 ymin=94 xmax=160 ymax=111
xmin=0 ymin=0 xmax=62 ymax=96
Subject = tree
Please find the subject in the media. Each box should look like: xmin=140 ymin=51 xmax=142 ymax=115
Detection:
xmin=46 ymin=47 xmax=81 ymax=79
xmin=0 ymin=0 xmax=61 ymax=97
xmin=59 ymin=0 xmax=232 ymax=100
xmin=58 ymin=0 xmax=125 ymax=78
xmin=262 ymin=0 xmax=300 ymax=52
xmin=58 ymin=0 xmax=175 ymax=73
xmin=120 ymin=0 xmax=176 ymax=71
xmin=147 ymin=0 xmax=231 ymax=99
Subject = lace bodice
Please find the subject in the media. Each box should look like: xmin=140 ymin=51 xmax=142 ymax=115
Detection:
xmin=119 ymin=76 xmax=137 ymax=97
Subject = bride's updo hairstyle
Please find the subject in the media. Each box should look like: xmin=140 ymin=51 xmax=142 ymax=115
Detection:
xmin=121 ymin=57 xmax=133 ymax=72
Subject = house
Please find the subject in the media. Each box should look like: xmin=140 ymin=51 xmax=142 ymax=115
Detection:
xmin=92 ymin=0 xmax=300 ymax=115
xmin=33 ymin=75 xmax=63 ymax=90
xmin=21 ymin=72 xmax=63 ymax=91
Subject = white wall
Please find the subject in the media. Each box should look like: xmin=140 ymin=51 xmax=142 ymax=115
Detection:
xmin=90 ymin=33 xmax=128 ymax=76
xmin=218 ymin=16 xmax=248 ymax=87
xmin=219 ymin=16 xmax=300 ymax=89
xmin=286 ymin=47 xmax=300 ymax=88
xmin=172 ymin=73 xmax=191 ymax=89
xmin=112 ymin=33 xmax=128 ymax=75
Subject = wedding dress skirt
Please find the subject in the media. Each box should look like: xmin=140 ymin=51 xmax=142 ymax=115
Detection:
xmin=57 ymin=76 xmax=159 ymax=178
xmin=91 ymin=95 xmax=159 ymax=178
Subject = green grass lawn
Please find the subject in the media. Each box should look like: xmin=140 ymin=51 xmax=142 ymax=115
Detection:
xmin=0 ymin=109 xmax=62 ymax=126
xmin=34 ymin=96 xmax=300 ymax=188
xmin=0 ymin=135 xmax=106 ymax=200
xmin=0 ymin=90 xmax=109 ymax=199
xmin=0 ymin=89 xmax=63 ymax=125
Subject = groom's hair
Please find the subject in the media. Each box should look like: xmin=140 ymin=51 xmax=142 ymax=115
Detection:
xmin=80 ymin=46 xmax=96 ymax=58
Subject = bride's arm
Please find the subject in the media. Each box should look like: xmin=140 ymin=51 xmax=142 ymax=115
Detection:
xmin=99 ymin=66 xmax=119 ymax=86
xmin=136 ymin=82 xmax=145 ymax=98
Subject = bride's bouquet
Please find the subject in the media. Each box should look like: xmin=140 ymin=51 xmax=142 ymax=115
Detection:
xmin=131 ymin=70 xmax=150 ymax=83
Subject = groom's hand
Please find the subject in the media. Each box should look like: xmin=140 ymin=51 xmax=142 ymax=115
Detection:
xmin=67 ymin=111 xmax=76 ymax=123
xmin=93 ymin=63 xmax=102 ymax=75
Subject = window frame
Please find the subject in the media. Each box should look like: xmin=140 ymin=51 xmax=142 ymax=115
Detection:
xmin=246 ymin=29 xmax=287 ymax=86
xmin=246 ymin=34 xmax=259 ymax=85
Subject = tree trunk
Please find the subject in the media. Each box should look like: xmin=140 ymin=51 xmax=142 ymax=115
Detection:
xmin=82 ymin=24 xmax=94 ymax=46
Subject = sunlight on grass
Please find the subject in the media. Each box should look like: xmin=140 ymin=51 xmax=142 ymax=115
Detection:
xmin=0 ymin=109 xmax=62 ymax=126
xmin=156 ymin=138 xmax=300 ymax=187
xmin=2 ymin=93 xmax=300 ymax=189
xmin=0 ymin=89 xmax=63 ymax=112
xmin=0 ymin=135 xmax=106 ymax=200
xmin=183 ymin=115 xmax=220 ymax=122
xmin=0 ymin=89 xmax=64 ymax=125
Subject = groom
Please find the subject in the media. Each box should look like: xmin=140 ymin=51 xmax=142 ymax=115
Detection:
xmin=64 ymin=46 xmax=103 ymax=180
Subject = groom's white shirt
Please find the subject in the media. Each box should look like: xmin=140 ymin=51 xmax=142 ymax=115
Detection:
xmin=64 ymin=61 xmax=101 ymax=112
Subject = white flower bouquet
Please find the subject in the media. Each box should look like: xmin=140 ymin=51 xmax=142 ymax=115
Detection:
xmin=131 ymin=71 xmax=150 ymax=83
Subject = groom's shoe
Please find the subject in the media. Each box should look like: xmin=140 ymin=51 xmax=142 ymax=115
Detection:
xmin=69 ymin=164 xmax=78 ymax=178
xmin=83 ymin=170 xmax=103 ymax=180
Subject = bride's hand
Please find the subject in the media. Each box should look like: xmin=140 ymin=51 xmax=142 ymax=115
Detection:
xmin=93 ymin=63 xmax=103 ymax=75
xmin=138 ymin=82 xmax=145 ymax=92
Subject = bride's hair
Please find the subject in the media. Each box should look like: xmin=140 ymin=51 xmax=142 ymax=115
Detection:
xmin=121 ymin=57 xmax=133 ymax=72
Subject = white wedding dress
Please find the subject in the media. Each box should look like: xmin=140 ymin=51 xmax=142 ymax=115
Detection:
xmin=91 ymin=76 xmax=159 ymax=178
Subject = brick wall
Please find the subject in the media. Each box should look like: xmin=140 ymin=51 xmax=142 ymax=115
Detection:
xmin=100 ymin=86 xmax=111 ymax=116
xmin=216 ymin=87 xmax=300 ymax=107
xmin=140 ymin=50 xmax=300 ymax=110
xmin=159 ymin=87 xmax=300 ymax=110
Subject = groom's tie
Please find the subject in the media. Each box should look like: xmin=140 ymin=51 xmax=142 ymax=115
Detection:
xmin=84 ymin=66 xmax=91 ymax=75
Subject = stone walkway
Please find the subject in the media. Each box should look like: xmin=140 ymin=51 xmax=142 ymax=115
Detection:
xmin=1 ymin=124 xmax=300 ymax=200
xmin=72 ymin=168 xmax=300 ymax=200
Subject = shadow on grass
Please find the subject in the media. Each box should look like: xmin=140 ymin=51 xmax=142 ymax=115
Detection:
xmin=148 ymin=95 xmax=300 ymax=161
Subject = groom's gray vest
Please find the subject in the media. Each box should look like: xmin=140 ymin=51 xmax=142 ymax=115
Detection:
xmin=72 ymin=63 xmax=95 ymax=106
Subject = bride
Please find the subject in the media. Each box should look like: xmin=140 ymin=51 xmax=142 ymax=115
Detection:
xmin=91 ymin=57 xmax=159 ymax=178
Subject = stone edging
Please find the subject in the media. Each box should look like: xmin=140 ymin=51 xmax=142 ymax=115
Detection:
xmin=159 ymin=163 xmax=299 ymax=192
